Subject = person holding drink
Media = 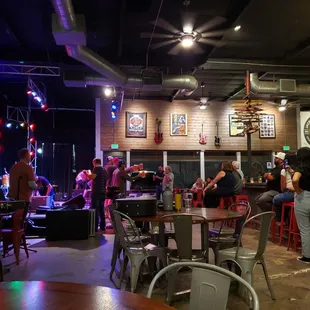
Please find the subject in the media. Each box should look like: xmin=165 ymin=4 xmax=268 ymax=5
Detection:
xmin=154 ymin=165 xmax=164 ymax=200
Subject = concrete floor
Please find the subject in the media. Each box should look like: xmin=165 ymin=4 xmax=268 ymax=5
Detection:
xmin=2 ymin=227 xmax=310 ymax=310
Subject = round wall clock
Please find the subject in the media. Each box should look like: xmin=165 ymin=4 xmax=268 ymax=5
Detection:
xmin=304 ymin=117 xmax=310 ymax=145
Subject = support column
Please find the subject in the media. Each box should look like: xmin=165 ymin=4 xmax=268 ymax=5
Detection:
xmin=271 ymin=152 xmax=275 ymax=168
xmin=296 ymin=103 xmax=301 ymax=149
xmin=95 ymin=98 xmax=103 ymax=161
xmin=126 ymin=150 xmax=131 ymax=192
xmin=247 ymin=133 xmax=252 ymax=179
xmin=163 ymin=151 xmax=167 ymax=167
xmin=200 ymin=151 xmax=205 ymax=181
xmin=236 ymin=151 xmax=241 ymax=168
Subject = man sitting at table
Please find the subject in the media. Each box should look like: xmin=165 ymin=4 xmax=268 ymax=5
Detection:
xmin=255 ymin=152 xmax=285 ymax=212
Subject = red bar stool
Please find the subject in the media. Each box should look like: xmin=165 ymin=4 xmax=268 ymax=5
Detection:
xmin=235 ymin=195 xmax=249 ymax=202
xmin=219 ymin=196 xmax=235 ymax=209
xmin=279 ymin=202 xmax=295 ymax=246
xmin=287 ymin=205 xmax=300 ymax=251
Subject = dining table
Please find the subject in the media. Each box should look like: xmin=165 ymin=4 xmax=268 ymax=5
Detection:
xmin=0 ymin=281 xmax=175 ymax=310
xmin=133 ymin=208 xmax=243 ymax=262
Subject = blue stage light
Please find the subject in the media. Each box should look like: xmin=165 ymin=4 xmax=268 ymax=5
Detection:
xmin=6 ymin=123 xmax=12 ymax=128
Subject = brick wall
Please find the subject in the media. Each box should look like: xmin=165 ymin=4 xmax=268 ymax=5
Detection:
xmin=100 ymin=99 xmax=297 ymax=152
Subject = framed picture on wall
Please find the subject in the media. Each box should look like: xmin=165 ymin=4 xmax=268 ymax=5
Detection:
xmin=170 ymin=113 xmax=187 ymax=136
xmin=229 ymin=114 xmax=245 ymax=137
xmin=259 ymin=114 xmax=276 ymax=138
xmin=126 ymin=112 xmax=147 ymax=138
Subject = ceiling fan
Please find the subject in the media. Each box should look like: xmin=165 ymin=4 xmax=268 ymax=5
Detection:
xmin=140 ymin=15 xmax=231 ymax=55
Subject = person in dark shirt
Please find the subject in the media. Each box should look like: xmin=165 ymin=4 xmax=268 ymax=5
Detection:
xmin=35 ymin=176 xmax=54 ymax=197
xmin=84 ymin=158 xmax=107 ymax=231
xmin=255 ymin=152 xmax=285 ymax=212
xmin=104 ymin=156 xmax=118 ymax=188
xmin=292 ymin=147 xmax=310 ymax=263
xmin=154 ymin=165 xmax=164 ymax=200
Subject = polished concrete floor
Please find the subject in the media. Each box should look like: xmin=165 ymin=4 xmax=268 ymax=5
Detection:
xmin=2 ymin=227 xmax=310 ymax=310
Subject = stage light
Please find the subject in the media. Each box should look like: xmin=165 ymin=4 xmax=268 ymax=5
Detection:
xmin=111 ymin=111 xmax=116 ymax=119
xmin=31 ymin=92 xmax=37 ymax=97
xmin=104 ymin=88 xmax=113 ymax=97
xmin=20 ymin=122 xmax=25 ymax=127
xmin=29 ymin=124 xmax=35 ymax=131
xmin=0 ymin=145 xmax=3 ymax=153
xmin=37 ymin=148 xmax=43 ymax=154
xmin=6 ymin=123 xmax=12 ymax=128
xmin=111 ymin=104 xmax=117 ymax=111
xmin=29 ymin=137 xmax=35 ymax=143
xmin=41 ymin=104 xmax=47 ymax=110
xmin=234 ymin=25 xmax=241 ymax=31
xmin=27 ymin=90 xmax=32 ymax=95
xmin=34 ymin=96 xmax=42 ymax=103
xmin=29 ymin=151 xmax=34 ymax=156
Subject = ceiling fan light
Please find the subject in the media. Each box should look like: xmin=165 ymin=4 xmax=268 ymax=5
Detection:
xmin=183 ymin=25 xmax=193 ymax=34
xmin=199 ymin=104 xmax=207 ymax=110
xmin=279 ymin=106 xmax=286 ymax=112
xmin=181 ymin=35 xmax=194 ymax=48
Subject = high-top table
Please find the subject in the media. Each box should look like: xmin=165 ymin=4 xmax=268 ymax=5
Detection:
xmin=134 ymin=208 xmax=243 ymax=262
xmin=0 ymin=281 xmax=175 ymax=310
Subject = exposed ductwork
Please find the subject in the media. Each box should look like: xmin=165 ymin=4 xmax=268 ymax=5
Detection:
xmin=250 ymin=73 xmax=310 ymax=95
xmin=51 ymin=0 xmax=198 ymax=95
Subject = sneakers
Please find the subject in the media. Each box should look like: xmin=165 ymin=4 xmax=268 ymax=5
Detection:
xmin=297 ymin=256 xmax=310 ymax=264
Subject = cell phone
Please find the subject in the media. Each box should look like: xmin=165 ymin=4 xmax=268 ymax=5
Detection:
xmin=283 ymin=159 xmax=288 ymax=168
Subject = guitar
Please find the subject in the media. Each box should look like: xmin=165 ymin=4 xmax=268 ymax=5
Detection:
xmin=154 ymin=118 xmax=163 ymax=144
xmin=214 ymin=121 xmax=221 ymax=146
xmin=199 ymin=124 xmax=207 ymax=145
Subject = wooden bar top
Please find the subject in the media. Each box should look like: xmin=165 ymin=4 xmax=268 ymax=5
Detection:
xmin=134 ymin=208 xmax=242 ymax=223
xmin=0 ymin=281 xmax=175 ymax=310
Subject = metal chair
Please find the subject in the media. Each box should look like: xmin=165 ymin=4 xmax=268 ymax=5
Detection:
xmin=112 ymin=209 xmax=167 ymax=292
xmin=217 ymin=211 xmax=276 ymax=304
xmin=147 ymin=262 xmax=259 ymax=310
xmin=108 ymin=204 xmax=150 ymax=287
xmin=209 ymin=201 xmax=251 ymax=264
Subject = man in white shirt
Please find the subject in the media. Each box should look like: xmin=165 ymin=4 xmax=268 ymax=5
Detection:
xmin=162 ymin=166 xmax=174 ymax=191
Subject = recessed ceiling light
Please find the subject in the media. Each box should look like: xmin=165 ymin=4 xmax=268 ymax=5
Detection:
xmin=181 ymin=35 xmax=194 ymax=48
xmin=234 ymin=25 xmax=241 ymax=31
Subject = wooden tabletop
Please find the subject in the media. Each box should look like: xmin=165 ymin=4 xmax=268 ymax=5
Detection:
xmin=134 ymin=208 xmax=243 ymax=223
xmin=0 ymin=281 xmax=175 ymax=310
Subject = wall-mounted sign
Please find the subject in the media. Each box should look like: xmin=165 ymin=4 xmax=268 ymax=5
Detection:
xmin=111 ymin=143 xmax=119 ymax=149
xmin=283 ymin=145 xmax=290 ymax=151
xmin=300 ymin=112 xmax=310 ymax=147
xmin=229 ymin=114 xmax=245 ymax=137
xmin=125 ymin=112 xmax=147 ymax=138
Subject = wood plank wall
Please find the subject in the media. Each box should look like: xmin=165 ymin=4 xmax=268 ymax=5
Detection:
xmin=100 ymin=99 xmax=297 ymax=152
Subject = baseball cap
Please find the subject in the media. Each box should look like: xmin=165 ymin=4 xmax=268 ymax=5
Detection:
xmin=107 ymin=156 xmax=113 ymax=161
xmin=275 ymin=152 xmax=286 ymax=161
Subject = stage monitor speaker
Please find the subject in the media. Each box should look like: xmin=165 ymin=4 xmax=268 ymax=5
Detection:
xmin=62 ymin=194 xmax=86 ymax=209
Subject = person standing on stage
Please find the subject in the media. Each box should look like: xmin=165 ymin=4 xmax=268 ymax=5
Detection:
xmin=84 ymin=158 xmax=107 ymax=232
xmin=8 ymin=148 xmax=36 ymax=207
xmin=153 ymin=165 xmax=164 ymax=200
xmin=111 ymin=160 xmax=141 ymax=196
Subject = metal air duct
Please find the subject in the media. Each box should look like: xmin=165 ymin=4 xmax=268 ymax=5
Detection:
xmin=250 ymin=73 xmax=310 ymax=95
xmin=52 ymin=0 xmax=198 ymax=94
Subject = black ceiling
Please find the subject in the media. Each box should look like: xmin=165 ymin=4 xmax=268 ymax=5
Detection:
xmin=1 ymin=0 xmax=310 ymax=105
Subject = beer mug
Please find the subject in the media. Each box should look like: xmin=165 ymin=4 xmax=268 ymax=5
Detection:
xmin=140 ymin=171 xmax=146 ymax=178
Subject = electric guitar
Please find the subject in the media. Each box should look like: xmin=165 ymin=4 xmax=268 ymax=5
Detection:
xmin=154 ymin=118 xmax=163 ymax=144
xmin=199 ymin=124 xmax=207 ymax=145
xmin=214 ymin=121 xmax=221 ymax=146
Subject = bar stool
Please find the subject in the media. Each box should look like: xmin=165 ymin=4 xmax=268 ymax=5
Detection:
xmin=219 ymin=196 xmax=234 ymax=209
xmin=235 ymin=195 xmax=249 ymax=202
xmin=287 ymin=205 xmax=300 ymax=252
xmin=278 ymin=202 xmax=295 ymax=246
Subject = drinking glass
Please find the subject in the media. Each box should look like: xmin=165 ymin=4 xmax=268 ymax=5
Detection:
xmin=184 ymin=198 xmax=192 ymax=212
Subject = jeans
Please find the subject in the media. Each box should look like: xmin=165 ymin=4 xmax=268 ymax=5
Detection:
xmin=91 ymin=194 xmax=106 ymax=231
xmin=255 ymin=190 xmax=279 ymax=212
xmin=294 ymin=190 xmax=310 ymax=258
xmin=155 ymin=185 xmax=162 ymax=200
xmin=272 ymin=191 xmax=295 ymax=221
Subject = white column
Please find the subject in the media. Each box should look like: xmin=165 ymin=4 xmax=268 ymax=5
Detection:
xmin=200 ymin=151 xmax=205 ymax=181
xmin=271 ymin=152 xmax=275 ymax=168
xmin=126 ymin=150 xmax=131 ymax=192
xmin=296 ymin=103 xmax=301 ymax=149
xmin=236 ymin=152 xmax=241 ymax=169
xmin=95 ymin=98 xmax=103 ymax=161
xmin=163 ymin=151 xmax=168 ymax=167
